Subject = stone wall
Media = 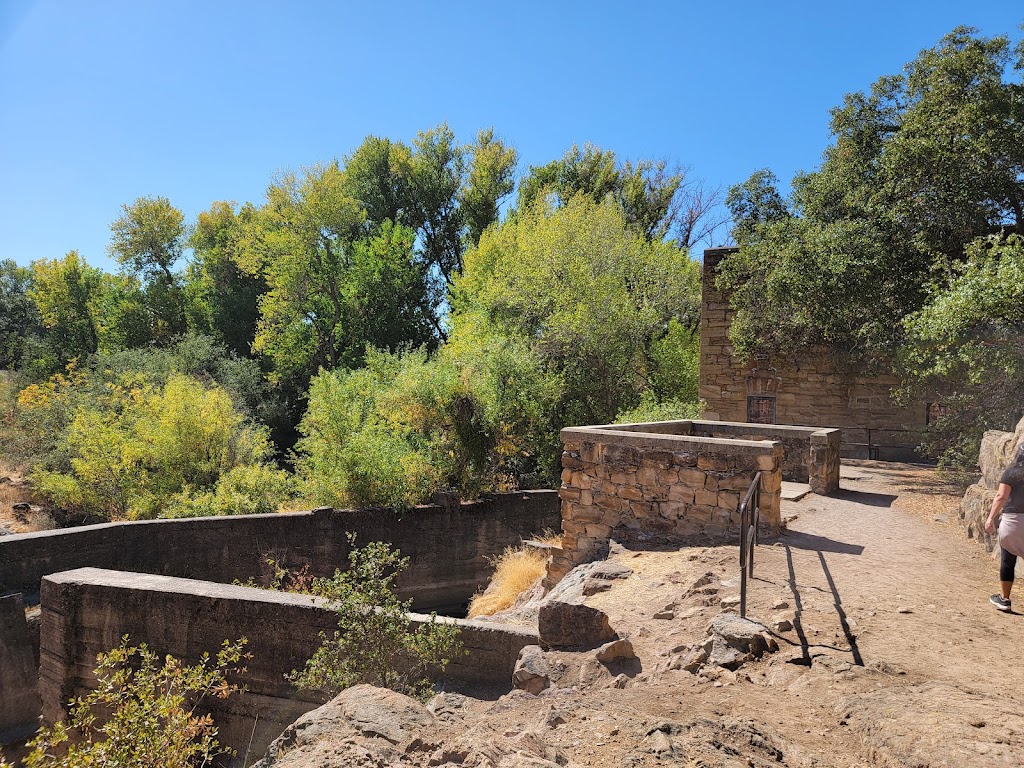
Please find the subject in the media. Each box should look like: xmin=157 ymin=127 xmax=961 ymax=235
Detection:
xmin=0 ymin=491 xmax=560 ymax=612
xmin=0 ymin=594 xmax=39 ymax=742
xmin=545 ymin=423 xmax=783 ymax=587
xmin=39 ymin=568 xmax=540 ymax=767
xmin=960 ymin=416 xmax=1024 ymax=550
xmin=683 ymin=420 xmax=840 ymax=493
xmin=700 ymin=247 xmax=929 ymax=460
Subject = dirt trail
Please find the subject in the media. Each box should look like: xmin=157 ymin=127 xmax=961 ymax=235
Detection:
xmin=539 ymin=460 xmax=1024 ymax=766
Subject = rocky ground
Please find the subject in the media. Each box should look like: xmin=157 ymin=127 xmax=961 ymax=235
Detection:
xmin=256 ymin=462 xmax=1023 ymax=768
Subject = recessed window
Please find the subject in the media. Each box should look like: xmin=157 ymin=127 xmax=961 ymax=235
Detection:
xmin=747 ymin=396 xmax=776 ymax=424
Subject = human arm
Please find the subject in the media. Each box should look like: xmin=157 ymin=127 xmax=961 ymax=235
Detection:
xmin=986 ymin=483 xmax=1011 ymax=535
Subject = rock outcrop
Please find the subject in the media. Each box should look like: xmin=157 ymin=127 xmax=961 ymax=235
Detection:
xmin=960 ymin=415 xmax=1024 ymax=550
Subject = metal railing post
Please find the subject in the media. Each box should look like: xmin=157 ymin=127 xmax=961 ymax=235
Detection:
xmin=738 ymin=471 xmax=761 ymax=619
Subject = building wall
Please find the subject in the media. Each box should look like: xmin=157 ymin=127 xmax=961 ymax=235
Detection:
xmin=39 ymin=568 xmax=540 ymax=767
xmin=0 ymin=492 xmax=561 ymax=613
xmin=699 ymin=247 xmax=929 ymax=460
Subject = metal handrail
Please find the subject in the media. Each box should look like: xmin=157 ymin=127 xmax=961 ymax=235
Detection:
xmin=738 ymin=471 xmax=762 ymax=618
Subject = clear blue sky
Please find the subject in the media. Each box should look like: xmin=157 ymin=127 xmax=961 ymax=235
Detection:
xmin=1 ymin=1 xmax=1021 ymax=271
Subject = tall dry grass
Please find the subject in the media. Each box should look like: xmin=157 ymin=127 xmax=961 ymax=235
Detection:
xmin=467 ymin=533 xmax=561 ymax=618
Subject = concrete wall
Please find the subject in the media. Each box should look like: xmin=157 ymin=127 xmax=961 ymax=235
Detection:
xmin=699 ymin=247 xmax=929 ymax=460
xmin=39 ymin=568 xmax=540 ymax=767
xmin=0 ymin=492 xmax=560 ymax=612
xmin=545 ymin=423 xmax=783 ymax=587
xmin=0 ymin=594 xmax=39 ymax=742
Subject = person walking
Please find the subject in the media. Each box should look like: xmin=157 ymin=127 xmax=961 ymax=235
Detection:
xmin=985 ymin=445 xmax=1024 ymax=611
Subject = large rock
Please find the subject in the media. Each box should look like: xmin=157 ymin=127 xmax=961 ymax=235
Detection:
xmin=961 ymin=415 xmax=1024 ymax=552
xmin=253 ymin=685 xmax=436 ymax=767
xmin=512 ymin=645 xmax=550 ymax=694
xmin=538 ymin=599 xmax=617 ymax=649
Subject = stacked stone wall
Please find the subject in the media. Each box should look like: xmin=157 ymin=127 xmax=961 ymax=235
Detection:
xmin=546 ymin=426 xmax=783 ymax=587
xmin=699 ymin=247 xmax=929 ymax=460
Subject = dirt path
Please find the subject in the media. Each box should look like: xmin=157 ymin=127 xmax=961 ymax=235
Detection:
xmin=531 ymin=460 xmax=1024 ymax=766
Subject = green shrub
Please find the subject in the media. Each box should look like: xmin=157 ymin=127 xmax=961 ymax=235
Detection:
xmin=4 ymin=637 xmax=246 ymax=768
xmin=291 ymin=536 xmax=461 ymax=700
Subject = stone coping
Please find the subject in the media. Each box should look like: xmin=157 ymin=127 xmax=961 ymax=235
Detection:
xmin=561 ymin=425 xmax=780 ymax=455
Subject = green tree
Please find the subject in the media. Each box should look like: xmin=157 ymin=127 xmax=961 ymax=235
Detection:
xmin=27 ymin=251 xmax=103 ymax=371
xmin=721 ymin=27 xmax=1024 ymax=363
xmin=515 ymin=143 xmax=726 ymax=246
xmin=341 ymin=125 xmax=517 ymax=328
xmin=8 ymin=637 xmax=246 ymax=768
xmin=902 ymin=234 xmax=1024 ymax=464
xmin=292 ymin=536 xmax=461 ymax=700
xmin=186 ymin=201 xmax=266 ymax=357
xmin=241 ymin=164 xmax=434 ymax=381
xmin=453 ymin=195 xmax=701 ymax=427
xmin=108 ymin=196 xmax=189 ymax=343
xmin=0 ymin=259 xmax=40 ymax=369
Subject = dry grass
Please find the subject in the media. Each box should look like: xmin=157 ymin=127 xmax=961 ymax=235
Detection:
xmin=467 ymin=532 xmax=561 ymax=618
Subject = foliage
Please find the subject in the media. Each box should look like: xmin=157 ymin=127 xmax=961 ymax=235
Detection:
xmin=27 ymin=252 xmax=103 ymax=372
xmin=614 ymin=393 xmax=704 ymax=425
xmin=721 ymin=27 xmax=1024 ymax=364
xmin=295 ymin=348 xmax=464 ymax=510
xmin=12 ymin=368 xmax=290 ymax=520
xmin=186 ymin=201 xmax=266 ymax=357
xmin=0 ymin=259 xmax=40 ymax=369
xmin=901 ymin=235 xmax=1024 ymax=466
xmin=454 ymin=195 xmax=702 ymax=428
xmin=291 ymin=536 xmax=461 ymax=700
xmin=295 ymin=337 xmax=563 ymax=509
xmin=108 ymin=196 xmax=189 ymax=343
xmin=239 ymin=164 xmax=435 ymax=381
xmin=9 ymin=637 xmax=246 ymax=768
xmin=514 ymin=143 xmax=727 ymax=247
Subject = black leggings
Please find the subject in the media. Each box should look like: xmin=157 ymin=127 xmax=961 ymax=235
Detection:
xmin=1001 ymin=548 xmax=1017 ymax=583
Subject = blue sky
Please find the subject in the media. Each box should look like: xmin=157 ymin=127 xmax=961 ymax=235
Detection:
xmin=1 ymin=1 xmax=1021 ymax=271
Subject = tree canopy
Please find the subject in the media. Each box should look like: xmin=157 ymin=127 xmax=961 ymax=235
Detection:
xmin=722 ymin=27 xmax=1024 ymax=363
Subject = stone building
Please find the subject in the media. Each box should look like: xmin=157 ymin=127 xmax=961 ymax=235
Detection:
xmin=699 ymin=246 xmax=931 ymax=460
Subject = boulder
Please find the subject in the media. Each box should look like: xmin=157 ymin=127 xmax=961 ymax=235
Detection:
xmin=538 ymin=599 xmax=617 ymax=649
xmin=960 ymin=414 xmax=1024 ymax=552
xmin=594 ymin=638 xmax=635 ymax=663
xmin=512 ymin=645 xmax=550 ymax=694
xmin=253 ymin=685 xmax=436 ymax=767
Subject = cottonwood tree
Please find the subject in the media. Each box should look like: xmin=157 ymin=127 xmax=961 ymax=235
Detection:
xmin=108 ymin=196 xmax=189 ymax=343
xmin=515 ymin=143 xmax=728 ymax=248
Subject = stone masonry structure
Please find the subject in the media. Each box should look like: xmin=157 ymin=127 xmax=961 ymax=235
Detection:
xmin=0 ymin=594 xmax=40 ymax=741
xmin=39 ymin=568 xmax=540 ymax=767
xmin=545 ymin=421 xmax=788 ymax=588
xmin=700 ymin=246 xmax=931 ymax=460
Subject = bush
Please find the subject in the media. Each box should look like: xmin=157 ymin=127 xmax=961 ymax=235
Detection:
xmin=467 ymin=533 xmax=561 ymax=618
xmin=3 ymin=637 xmax=246 ymax=768
xmin=291 ymin=535 xmax=461 ymax=700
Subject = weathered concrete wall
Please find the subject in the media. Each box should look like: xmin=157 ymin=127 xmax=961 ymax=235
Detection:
xmin=699 ymin=247 xmax=929 ymax=460
xmin=40 ymin=568 xmax=539 ymax=767
xmin=0 ymin=594 xmax=40 ymax=743
xmin=960 ymin=417 xmax=1024 ymax=550
xmin=545 ymin=423 xmax=783 ymax=587
xmin=0 ymin=491 xmax=560 ymax=612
